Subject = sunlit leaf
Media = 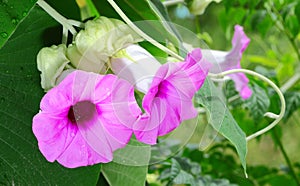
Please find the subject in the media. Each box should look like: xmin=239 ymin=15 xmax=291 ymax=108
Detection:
xmin=101 ymin=138 xmax=151 ymax=186
xmin=195 ymin=79 xmax=248 ymax=173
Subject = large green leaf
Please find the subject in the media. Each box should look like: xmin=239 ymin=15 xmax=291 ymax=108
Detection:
xmin=0 ymin=0 xmax=38 ymax=49
xmin=195 ymin=79 xmax=247 ymax=173
xmin=102 ymin=138 xmax=151 ymax=186
xmin=45 ymin=0 xmax=81 ymax=20
xmin=0 ymin=6 xmax=101 ymax=185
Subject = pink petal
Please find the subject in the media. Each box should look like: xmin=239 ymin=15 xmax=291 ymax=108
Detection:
xmin=134 ymin=98 xmax=180 ymax=144
xmin=57 ymin=129 xmax=111 ymax=168
xmin=32 ymin=113 xmax=76 ymax=162
xmin=33 ymin=70 xmax=140 ymax=168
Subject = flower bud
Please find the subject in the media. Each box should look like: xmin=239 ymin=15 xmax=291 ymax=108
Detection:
xmin=110 ymin=44 xmax=162 ymax=93
xmin=67 ymin=16 xmax=143 ymax=74
xmin=188 ymin=0 xmax=222 ymax=15
xmin=37 ymin=44 xmax=70 ymax=91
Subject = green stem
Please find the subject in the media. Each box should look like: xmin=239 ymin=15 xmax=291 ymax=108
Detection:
xmin=209 ymin=69 xmax=286 ymax=141
xmin=195 ymin=15 xmax=201 ymax=34
xmin=106 ymin=0 xmax=184 ymax=61
xmin=272 ymin=128 xmax=300 ymax=186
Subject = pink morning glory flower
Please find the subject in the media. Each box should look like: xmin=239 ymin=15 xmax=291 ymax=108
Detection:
xmin=202 ymin=25 xmax=252 ymax=99
xmin=133 ymin=48 xmax=211 ymax=144
xmin=32 ymin=70 xmax=140 ymax=168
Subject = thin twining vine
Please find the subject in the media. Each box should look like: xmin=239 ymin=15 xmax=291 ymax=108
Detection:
xmin=209 ymin=69 xmax=286 ymax=141
xmin=37 ymin=0 xmax=84 ymax=44
xmin=106 ymin=0 xmax=184 ymax=61
xmin=36 ymin=0 xmax=286 ymax=142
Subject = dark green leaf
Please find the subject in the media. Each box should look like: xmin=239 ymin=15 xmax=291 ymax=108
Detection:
xmin=96 ymin=173 xmax=110 ymax=186
xmin=0 ymin=0 xmax=37 ymax=49
xmin=295 ymin=2 xmax=300 ymax=25
xmin=170 ymin=158 xmax=196 ymax=186
xmin=250 ymin=10 xmax=273 ymax=36
xmin=196 ymin=79 xmax=247 ymax=174
xmin=245 ymin=83 xmax=270 ymax=121
xmin=286 ymin=15 xmax=300 ymax=37
xmin=0 ymin=5 xmax=101 ymax=185
xmin=284 ymin=91 xmax=300 ymax=121
xmin=45 ymin=0 xmax=81 ymax=20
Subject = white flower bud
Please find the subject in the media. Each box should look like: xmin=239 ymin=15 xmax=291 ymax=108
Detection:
xmin=37 ymin=44 xmax=69 ymax=91
xmin=110 ymin=45 xmax=162 ymax=93
xmin=189 ymin=0 xmax=222 ymax=15
xmin=67 ymin=16 xmax=143 ymax=74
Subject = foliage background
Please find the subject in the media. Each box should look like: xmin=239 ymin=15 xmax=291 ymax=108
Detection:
xmin=0 ymin=0 xmax=300 ymax=185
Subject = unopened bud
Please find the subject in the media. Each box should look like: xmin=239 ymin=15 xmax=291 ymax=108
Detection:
xmin=37 ymin=44 xmax=70 ymax=91
xmin=111 ymin=44 xmax=162 ymax=93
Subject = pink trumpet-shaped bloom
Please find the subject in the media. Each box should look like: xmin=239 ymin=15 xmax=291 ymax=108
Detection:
xmin=203 ymin=25 xmax=252 ymax=99
xmin=133 ymin=49 xmax=211 ymax=144
xmin=32 ymin=70 xmax=140 ymax=168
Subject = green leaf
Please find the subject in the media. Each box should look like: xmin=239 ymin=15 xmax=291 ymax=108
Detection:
xmin=45 ymin=0 xmax=81 ymax=20
xmin=249 ymin=10 xmax=273 ymax=36
xmin=286 ymin=14 xmax=300 ymax=38
xmin=102 ymin=163 xmax=148 ymax=186
xmin=247 ymin=55 xmax=278 ymax=67
xmin=195 ymin=79 xmax=248 ymax=173
xmin=93 ymin=0 xmax=182 ymax=54
xmin=102 ymin=138 xmax=151 ymax=186
xmin=0 ymin=6 xmax=101 ymax=185
xmin=245 ymin=83 xmax=270 ymax=121
xmin=170 ymin=158 xmax=181 ymax=179
xmin=170 ymin=158 xmax=196 ymax=186
xmin=0 ymin=0 xmax=37 ymax=49
xmin=295 ymin=2 xmax=300 ymax=25
xmin=284 ymin=91 xmax=300 ymax=121
xmin=173 ymin=170 xmax=195 ymax=186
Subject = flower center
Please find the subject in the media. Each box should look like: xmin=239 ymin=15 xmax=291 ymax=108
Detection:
xmin=67 ymin=101 xmax=97 ymax=124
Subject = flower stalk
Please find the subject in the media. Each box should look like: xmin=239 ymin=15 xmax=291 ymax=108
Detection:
xmin=37 ymin=0 xmax=84 ymax=43
xmin=106 ymin=0 xmax=184 ymax=61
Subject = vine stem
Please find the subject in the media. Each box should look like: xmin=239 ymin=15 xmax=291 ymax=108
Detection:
xmin=36 ymin=0 xmax=80 ymax=43
xmin=208 ymin=69 xmax=286 ymax=141
xmin=272 ymin=128 xmax=300 ymax=185
xmin=106 ymin=0 xmax=184 ymax=61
